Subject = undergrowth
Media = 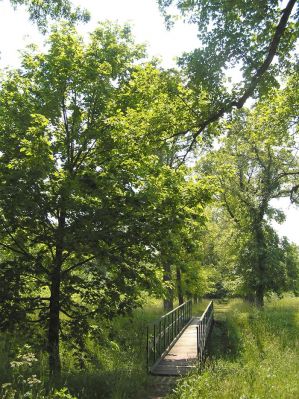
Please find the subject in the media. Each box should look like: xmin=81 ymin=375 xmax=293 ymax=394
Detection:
xmin=0 ymin=297 xmax=165 ymax=399
xmin=168 ymin=296 xmax=299 ymax=399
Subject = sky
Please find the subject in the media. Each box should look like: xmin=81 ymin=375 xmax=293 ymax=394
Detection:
xmin=0 ymin=0 xmax=200 ymax=68
xmin=0 ymin=0 xmax=298 ymax=244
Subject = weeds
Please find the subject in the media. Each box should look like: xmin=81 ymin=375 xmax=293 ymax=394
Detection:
xmin=0 ymin=297 xmax=165 ymax=399
xmin=168 ymin=296 xmax=299 ymax=399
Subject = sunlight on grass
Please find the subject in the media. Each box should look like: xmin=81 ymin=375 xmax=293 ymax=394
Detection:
xmin=168 ymin=296 xmax=299 ymax=399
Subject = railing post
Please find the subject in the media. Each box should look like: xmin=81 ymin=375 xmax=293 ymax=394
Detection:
xmin=146 ymin=326 xmax=149 ymax=372
xmin=163 ymin=317 xmax=166 ymax=351
xmin=196 ymin=325 xmax=199 ymax=359
xmin=153 ymin=324 xmax=156 ymax=362
xmin=171 ymin=312 xmax=174 ymax=340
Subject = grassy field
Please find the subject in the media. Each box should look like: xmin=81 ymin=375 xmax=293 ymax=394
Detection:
xmin=1 ymin=296 xmax=297 ymax=398
xmin=0 ymin=297 xmax=164 ymax=399
xmin=0 ymin=297 xmax=207 ymax=399
xmin=168 ymin=296 xmax=299 ymax=399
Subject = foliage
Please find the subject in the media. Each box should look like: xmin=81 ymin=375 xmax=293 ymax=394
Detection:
xmin=0 ymin=343 xmax=78 ymax=398
xmin=0 ymin=22 xmax=202 ymax=375
xmin=201 ymin=207 xmax=299 ymax=300
xmin=158 ymin=0 xmax=299 ymax=153
xmin=151 ymin=167 xmax=211 ymax=305
xmin=168 ymin=297 xmax=299 ymax=399
xmin=7 ymin=0 xmax=89 ymax=31
xmin=0 ymin=298 xmax=166 ymax=398
xmin=199 ymin=207 xmax=243 ymax=298
xmin=196 ymin=79 xmax=299 ymax=304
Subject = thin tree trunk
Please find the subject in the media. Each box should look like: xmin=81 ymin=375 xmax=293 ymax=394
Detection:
xmin=48 ymin=211 xmax=65 ymax=378
xmin=176 ymin=266 xmax=184 ymax=305
xmin=245 ymin=293 xmax=255 ymax=304
xmin=163 ymin=264 xmax=173 ymax=312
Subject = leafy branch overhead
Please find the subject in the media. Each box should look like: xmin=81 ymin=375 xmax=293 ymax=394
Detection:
xmin=8 ymin=0 xmax=90 ymax=30
xmin=159 ymin=0 xmax=298 ymax=153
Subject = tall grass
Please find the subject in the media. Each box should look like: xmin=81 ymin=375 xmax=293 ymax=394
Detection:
xmin=0 ymin=297 xmax=166 ymax=399
xmin=168 ymin=296 xmax=299 ymax=399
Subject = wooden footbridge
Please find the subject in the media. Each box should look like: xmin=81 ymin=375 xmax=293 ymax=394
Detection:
xmin=147 ymin=300 xmax=214 ymax=376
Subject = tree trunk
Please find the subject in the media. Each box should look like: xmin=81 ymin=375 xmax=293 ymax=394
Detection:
xmin=254 ymin=221 xmax=266 ymax=307
xmin=163 ymin=264 xmax=173 ymax=312
xmin=48 ymin=211 xmax=65 ymax=378
xmin=48 ymin=265 xmax=61 ymax=378
xmin=176 ymin=266 xmax=184 ymax=305
xmin=244 ymin=293 xmax=255 ymax=304
xmin=164 ymin=297 xmax=173 ymax=312
xmin=255 ymin=285 xmax=264 ymax=307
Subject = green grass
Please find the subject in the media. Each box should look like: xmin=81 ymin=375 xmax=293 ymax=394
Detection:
xmin=168 ymin=296 xmax=299 ymax=399
xmin=5 ymin=296 xmax=296 ymax=399
xmin=61 ymin=297 xmax=166 ymax=399
xmin=0 ymin=297 xmax=168 ymax=399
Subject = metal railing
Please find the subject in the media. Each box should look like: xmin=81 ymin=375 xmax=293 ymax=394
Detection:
xmin=147 ymin=300 xmax=192 ymax=372
xmin=196 ymin=301 xmax=214 ymax=362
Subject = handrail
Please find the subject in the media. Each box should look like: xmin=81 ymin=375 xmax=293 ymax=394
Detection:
xmin=199 ymin=300 xmax=213 ymax=321
xmin=196 ymin=301 xmax=214 ymax=362
xmin=146 ymin=300 xmax=192 ymax=372
xmin=161 ymin=300 xmax=190 ymax=319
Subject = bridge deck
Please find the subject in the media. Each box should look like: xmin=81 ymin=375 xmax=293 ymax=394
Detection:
xmin=151 ymin=317 xmax=199 ymax=376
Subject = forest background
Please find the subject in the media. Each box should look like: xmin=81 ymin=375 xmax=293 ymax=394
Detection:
xmin=0 ymin=1 xmax=298 ymax=398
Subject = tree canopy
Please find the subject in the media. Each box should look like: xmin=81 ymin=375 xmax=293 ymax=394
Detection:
xmin=158 ymin=0 xmax=298 ymax=151
xmin=0 ymin=21 xmax=211 ymax=376
xmin=0 ymin=1 xmax=298 ymax=392
xmin=7 ymin=0 xmax=89 ymax=30
xmin=197 ymin=76 xmax=299 ymax=304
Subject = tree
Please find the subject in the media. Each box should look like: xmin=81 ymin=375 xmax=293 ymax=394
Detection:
xmin=198 ymin=82 xmax=299 ymax=305
xmin=153 ymin=171 xmax=209 ymax=309
xmin=158 ymin=0 xmax=298 ymax=152
xmin=0 ymin=22 xmax=199 ymax=377
xmin=198 ymin=206 xmax=242 ymax=299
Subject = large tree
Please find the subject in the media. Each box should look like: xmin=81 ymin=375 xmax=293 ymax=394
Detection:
xmin=199 ymin=80 xmax=299 ymax=305
xmin=6 ymin=0 xmax=89 ymax=30
xmin=0 ymin=23 xmax=196 ymax=376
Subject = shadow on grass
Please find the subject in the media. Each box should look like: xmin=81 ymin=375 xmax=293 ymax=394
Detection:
xmin=64 ymin=366 xmax=150 ymax=399
xmin=206 ymin=319 xmax=242 ymax=360
xmin=206 ymin=297 xmax=299 ymax=363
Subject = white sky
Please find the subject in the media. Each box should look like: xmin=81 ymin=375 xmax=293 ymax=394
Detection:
xmin=0 ymin=0 xmax=200 ymax=68
xmin=0 ymin=0 xmax=298 ymax=244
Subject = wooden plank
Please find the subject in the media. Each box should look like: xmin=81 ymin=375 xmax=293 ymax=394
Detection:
xmin=151 ymin=317 xmax=200 ymax=376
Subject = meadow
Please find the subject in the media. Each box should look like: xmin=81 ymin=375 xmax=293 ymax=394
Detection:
xmin=0 ymin=297 xmax=298 ymax=398
xmin=169 ymin=296 xmax=299 ymax=399
xmin=0 ymin=298 xmax=206 ymax=399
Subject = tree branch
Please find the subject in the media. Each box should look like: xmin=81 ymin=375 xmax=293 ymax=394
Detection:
xmin=182 ymin=0 xmax=297 ymax=155
xmin=0 ymin=221 xmax=34 ymax=259
xmin=0 ymin=241 xmax=32 ymax=258
xmin=62 ymin=255 xmax=96 ymax=275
